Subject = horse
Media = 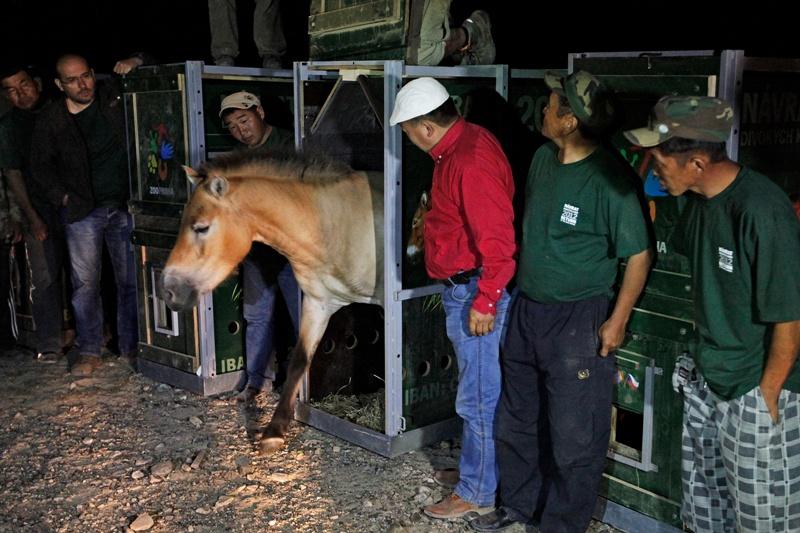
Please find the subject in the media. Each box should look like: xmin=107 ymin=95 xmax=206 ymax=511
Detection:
xmin=406 ymin=190 xmax=430 ymax=263
xmin=160 ymin=150 xmax=384 ymax=454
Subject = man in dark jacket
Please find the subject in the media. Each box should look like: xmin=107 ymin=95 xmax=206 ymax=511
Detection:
xmin=30 ymin=54 xmax=138 ymax=376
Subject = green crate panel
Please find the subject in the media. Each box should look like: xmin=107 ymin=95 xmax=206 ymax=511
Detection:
xmin=604 ymin=334 xmax=687 ymax=517
xmin=613 ymin=349 xmax=650 ymax=414
xmin=402 ymin=296 xmax=458 ymax=430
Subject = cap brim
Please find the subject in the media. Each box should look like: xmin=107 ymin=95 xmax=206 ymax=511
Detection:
xmin=544 ymin=71 xmax=565 ymax=95
xmin=623 ymin=127 xmax=667 ymax=148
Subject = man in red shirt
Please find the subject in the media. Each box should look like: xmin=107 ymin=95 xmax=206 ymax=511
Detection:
xmin=389 ymin=77 xmax=516 ymax=519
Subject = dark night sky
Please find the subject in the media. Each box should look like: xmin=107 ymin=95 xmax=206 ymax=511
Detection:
xmin=0 ymin=0 xmax=794 ymax=77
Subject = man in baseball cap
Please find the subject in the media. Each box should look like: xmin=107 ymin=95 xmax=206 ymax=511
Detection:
xmin=218 ymin=90 xmax=300 ymax=404
xmin=473 ymin=73 xmax=652 ymax=532
xmin=391 ymin=77 xmax=516 ymax=520
xmin=626 ymin=96 xmax=800 ymax=533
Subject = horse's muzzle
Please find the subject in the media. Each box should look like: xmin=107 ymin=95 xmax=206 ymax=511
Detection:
xmin=161 ymin=271 xmax=199 ymax=312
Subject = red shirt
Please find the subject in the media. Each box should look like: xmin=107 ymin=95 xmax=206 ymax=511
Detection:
xmin=424 ymin=118 xmax=516 ymax=315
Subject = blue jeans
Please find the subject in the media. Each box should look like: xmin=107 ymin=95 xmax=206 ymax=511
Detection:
xmin=442 ymin=276 xmax=510 ymax=507
xmin=242 ymin=257 xmax=300 ymax=390
xmin=64 ymin=208 xmax=138 ymax=357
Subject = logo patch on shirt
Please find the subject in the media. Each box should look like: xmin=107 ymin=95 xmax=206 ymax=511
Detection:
xmin=718 ymin=247 xmax=734 ymax=273
xmin=560 ymin=203 xmax=580 ymax=226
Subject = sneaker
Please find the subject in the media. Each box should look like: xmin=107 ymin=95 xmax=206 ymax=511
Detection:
xmin=261 ymin=55 xmax=282 ymax=69
xmin=469 ymin=507 xmax=522 ymax=531
xmin=461 ymin=10 xmax=495 ymax=65
xmin=70 ymin=355 xmax=102 ymax=377
xmin=423 ymin=493 xmax=494 ymax=520
xmin=433 ymin=468 xmax=460 ymax=489
xmin=215 ymin=55 xmax=235 ymax=67
xmin=36 ymin=351 xmax=62 ymax=364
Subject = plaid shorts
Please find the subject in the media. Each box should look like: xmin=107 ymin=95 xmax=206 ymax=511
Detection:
xmin=679 ymin=371 xmax=800 ymax=533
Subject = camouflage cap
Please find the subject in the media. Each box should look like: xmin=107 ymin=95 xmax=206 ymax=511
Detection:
xmin=624 ymin=96 xmax=734 ymax=147
xmin=544 ymin=70 xmax=613 ymax=125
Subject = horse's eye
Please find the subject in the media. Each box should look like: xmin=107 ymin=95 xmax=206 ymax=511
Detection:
xmin=192 ymin=223 xmax=209 ymax=235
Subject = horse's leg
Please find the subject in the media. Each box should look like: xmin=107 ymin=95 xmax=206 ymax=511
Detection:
xmin=259 ymin=296 xmax=335 ymax=454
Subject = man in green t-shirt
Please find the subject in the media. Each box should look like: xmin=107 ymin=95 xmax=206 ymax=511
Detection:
xmin=472 ymin=71 xmax=652 ymax=533
xmin=626 ymin=96 xmax=800 ymax=533
xmin=218 ymin=91 xmax=300 ymax=402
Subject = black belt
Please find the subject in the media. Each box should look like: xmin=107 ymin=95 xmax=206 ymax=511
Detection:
xmin=438 ymin=267 xmax=482 ymax=287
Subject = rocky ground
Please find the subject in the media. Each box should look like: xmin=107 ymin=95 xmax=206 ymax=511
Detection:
xmin=0 ymin=348 xmax=622 ymax=533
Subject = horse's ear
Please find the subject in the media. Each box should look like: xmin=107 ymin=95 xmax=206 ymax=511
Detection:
xmin=420 ymin=191 xmax=431 ymax=209
xmin=183 ymin=165 xmax=202 ymax=187
xmin=208 ymin=175 xmax=229 ymax=198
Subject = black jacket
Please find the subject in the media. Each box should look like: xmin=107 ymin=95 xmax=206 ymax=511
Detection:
xmin=30 ymin=81 xmax=127 ymax=223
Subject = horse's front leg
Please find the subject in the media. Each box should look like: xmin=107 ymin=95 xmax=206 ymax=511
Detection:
xmin=259 ymin=296 xmax=336 ymax=454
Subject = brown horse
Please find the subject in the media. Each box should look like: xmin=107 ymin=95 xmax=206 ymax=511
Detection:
xmin=406 ymin=190 xmax=430 ymax=263
xmin=161 ymin=151 xmax=384 ymax=453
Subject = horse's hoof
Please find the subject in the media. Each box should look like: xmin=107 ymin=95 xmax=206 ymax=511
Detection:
xmin=258 ymin=436 xmax=285 ymax=455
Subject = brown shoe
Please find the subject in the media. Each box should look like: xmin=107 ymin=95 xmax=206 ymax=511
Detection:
xmin=433 ymin=468 xmax=460 ymax=489
xmin=71 ymin=355 xmax=102 ymax=377
xmin=423 ymin=493 xmax=494 ymax=520
xmin=236 ymin=382 xmax=272 ymax=403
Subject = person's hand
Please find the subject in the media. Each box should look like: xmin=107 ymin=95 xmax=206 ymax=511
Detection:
xmin=759 ymin=385 xmax=781 ymax=424
xmin=62 ymin=194 xmax=69 ymax=206
xmin=469 ymin=308 xmax=495 ymax=336
xmin=7 ymin=220 xmax=23 ymax=244
xmin=113 ymin=56 xmax=144 ymax=75
xmin=29 ymin=214 xmax=48 ymax=241
xmin=598 ymin=317 xmax=626 ymax=357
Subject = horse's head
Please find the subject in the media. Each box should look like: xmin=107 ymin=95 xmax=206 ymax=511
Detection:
xmin=162 ymin=167 xmax=253 ymax=311
xmin=406 ymin=191 xmax=430 ymax=263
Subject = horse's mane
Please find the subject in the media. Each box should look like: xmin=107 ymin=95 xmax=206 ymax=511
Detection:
xmin=198 ymin=148 xmax=355 ymax=184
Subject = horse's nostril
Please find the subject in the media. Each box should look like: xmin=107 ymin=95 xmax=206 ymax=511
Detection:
xmin=165 ymin=289 xmax=175 ymax=302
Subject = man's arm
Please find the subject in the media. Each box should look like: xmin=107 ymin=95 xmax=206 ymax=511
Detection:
xmin=30 ymin=117 xmax=68 ymax=208
xmin=460 ymin=157 xmax=517 ymax=336
xmin=598 ymin=248 xmax=652 ymax=356
xmin=4 ymin=169 xmax=46 ymax=240
xmin=760 ymin=320 xmax=800 ymax=423
xmin=113 ymin=52 xmax=156 ymax=75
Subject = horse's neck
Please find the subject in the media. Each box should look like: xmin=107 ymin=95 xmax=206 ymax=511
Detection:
xmin=235 ymin=179 xmax=322 ymax=264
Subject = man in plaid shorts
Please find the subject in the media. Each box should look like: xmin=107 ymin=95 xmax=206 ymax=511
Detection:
xmin=626 ymin=96 xmax=800 ymax=533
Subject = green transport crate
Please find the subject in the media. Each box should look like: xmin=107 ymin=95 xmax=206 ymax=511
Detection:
xmin=122 ymin=62 xmax=295 ymax=395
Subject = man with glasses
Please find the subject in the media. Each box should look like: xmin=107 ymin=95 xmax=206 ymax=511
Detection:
xmin=30 ymin=54 xmax=144 ymax=376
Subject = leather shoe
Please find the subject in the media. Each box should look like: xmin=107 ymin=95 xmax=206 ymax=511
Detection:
xmin=70 ymin=355 xmax=102 ymax=377
xmin=423 ymin=493 xmax=493 ymax=520
xmin=469 ymin=507 xmax=521 ymax=531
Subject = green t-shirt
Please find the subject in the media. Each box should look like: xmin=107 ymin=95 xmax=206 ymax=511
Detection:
xmin=73 ymin=100 xmax=128 ymax=209
xmin=672 ymin=167 xmax=800 ymax=400
xmin=255 ymin=126 xmax=293 ymax=152
xmin=517 ymin=143 xmax=650 ymax=303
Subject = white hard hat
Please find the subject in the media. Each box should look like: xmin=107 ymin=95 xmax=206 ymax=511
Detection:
xmin=389 ymin=77 xmax=450 ymax=126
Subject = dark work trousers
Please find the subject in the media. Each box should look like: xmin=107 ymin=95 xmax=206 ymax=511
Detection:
xmin=495 ymin=292 xmax=615 ymax=533
xmin=0 ymin=243 xmax=14 ymax=349
xmin=25 ymin=205 xmax=66 ymax=354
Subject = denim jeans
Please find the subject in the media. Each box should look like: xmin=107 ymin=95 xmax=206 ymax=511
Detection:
xmin=442 ymin=276 xmax=510 ymax=507
xmin=25 ymin=205 xmax=65 ymax=354
xmin=242 ymin=257 xmax=300 ymax=390
xmin=63 ymin=208 xmax=138 ymax=357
